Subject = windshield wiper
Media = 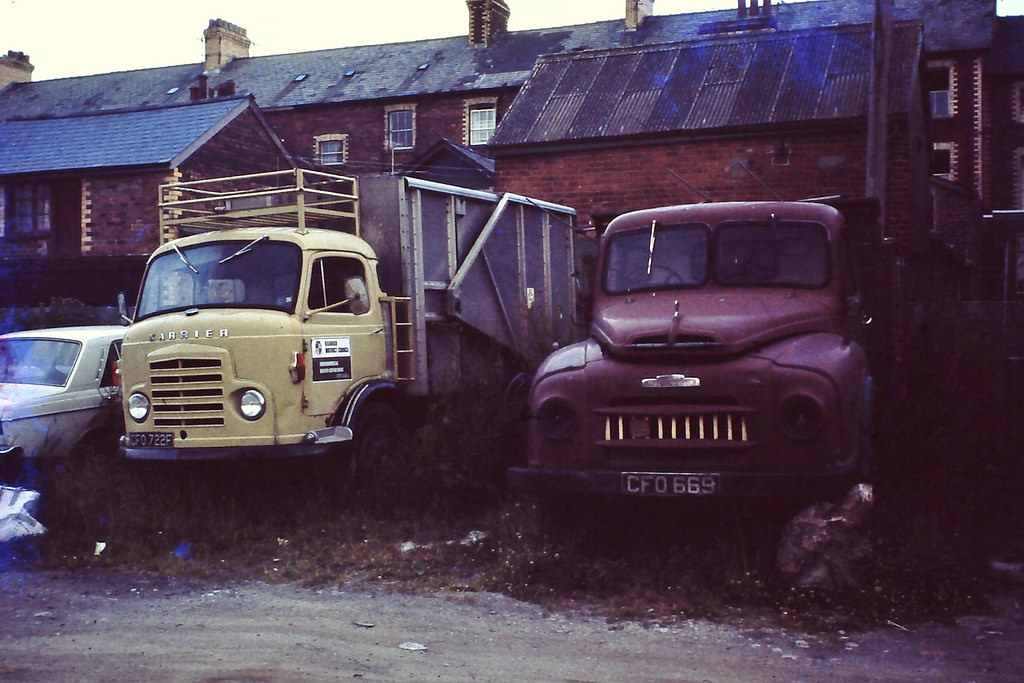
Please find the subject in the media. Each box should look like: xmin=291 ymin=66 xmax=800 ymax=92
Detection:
xmin=646 ymin=219 xmax=658 ymax=275
xmin=172 ymin=243 xmax=199 ymax=274
xmin=219 ymin=235 xmax=269 ymax=264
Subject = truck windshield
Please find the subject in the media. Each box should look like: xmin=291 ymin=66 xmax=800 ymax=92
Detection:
xmin=714 ymin=221 xmax=829 ymax=287
xmin=136 ymin=240 xmax=302 ymax=319
xmin=604 ymin=224 xmax=709 ymax=294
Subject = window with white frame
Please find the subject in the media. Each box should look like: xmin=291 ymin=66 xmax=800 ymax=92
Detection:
xmin=386 ymin=107 xmax=415 ymax=150
xmin=932 ymin=142 xmax=955 ymax=179
xmin=314 ymin=134 xmax=348 ymax=166
xmin=925 ymin=64 xmax=954 ymax=118
xmin=3 ymin=184 xmax=52 ymax=238
xmin=469 ymin=107 xmax=496 ymax=145
xmin=464 ymin=97 xmax=498 ymax=146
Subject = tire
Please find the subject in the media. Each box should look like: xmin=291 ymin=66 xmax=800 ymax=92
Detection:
xmin=346 ymin=401 xmax=402 ymax=490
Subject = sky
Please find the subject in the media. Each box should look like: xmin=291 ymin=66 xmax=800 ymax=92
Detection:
xmin=3 ymin=0 xmax=1024 ymax=82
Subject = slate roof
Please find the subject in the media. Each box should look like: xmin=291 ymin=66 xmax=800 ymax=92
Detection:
xmin=0 ymin=96 xmax=254 ymax=175
xmin=0 ymin=1 xmax=994 ymax=122
xmin=490 ymin=21 xmax=922 ymax=147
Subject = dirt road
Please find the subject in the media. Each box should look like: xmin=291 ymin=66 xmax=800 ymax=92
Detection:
xmin=1 ymin=565 xmax=1022 ymax=682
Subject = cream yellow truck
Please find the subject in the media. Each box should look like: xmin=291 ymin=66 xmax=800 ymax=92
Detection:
xmin=118 ymin=170 xmax=577 ymax=465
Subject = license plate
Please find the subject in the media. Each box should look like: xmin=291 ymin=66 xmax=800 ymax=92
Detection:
xmin=128 ymin=432 xmax=174 ymax=448
xmin=621 ymin=472 xmax=720 ymax=496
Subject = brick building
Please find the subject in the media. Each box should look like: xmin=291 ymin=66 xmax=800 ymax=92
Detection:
xmin=490 ymin=19 xmax=926 ymax=227
xmin=0 ymin=96 xmax=292 ymax=305
xmin=1 ymin=0 xmax=1021 ymax=301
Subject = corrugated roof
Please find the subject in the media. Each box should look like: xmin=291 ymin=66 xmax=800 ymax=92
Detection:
xmin=0 ymin=97 xmax=250 ymax=175
xmin=491 ymin=22 xmax=922 ymax=147
xmin=0 ymin=1 xmax=983 ymax=123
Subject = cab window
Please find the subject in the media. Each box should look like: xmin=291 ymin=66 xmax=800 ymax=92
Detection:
xmin=308 ymin=257 xmax=369 ymax=314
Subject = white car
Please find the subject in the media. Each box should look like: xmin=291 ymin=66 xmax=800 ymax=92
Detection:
xmin=0 ymin=326 xmax=125 ymax=472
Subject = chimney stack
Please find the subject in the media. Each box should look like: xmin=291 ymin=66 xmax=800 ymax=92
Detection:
xmin=0 ymin=51 xmax=34 ymax=89
xmin=737 ymin=0 xmax=771 ymax=19
xmin=467 ymin=0 xmax=510 ymax=46
xmin=626 ymin=0 xmax=654 ymax=31
xmin=203 ymin=19 xmax=250 ymax=73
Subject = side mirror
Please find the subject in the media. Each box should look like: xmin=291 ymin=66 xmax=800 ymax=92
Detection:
xmin=344 ymin=276 xmax=370 ymax=315
xmin=117 ymin=292 xmax=132 ymax=325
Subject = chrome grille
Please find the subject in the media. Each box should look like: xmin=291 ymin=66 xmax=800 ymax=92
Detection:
xmin=149 ymin=358 xmax=225 ymax=427
xmin=600 ymin=408 xmax=754 ymax=443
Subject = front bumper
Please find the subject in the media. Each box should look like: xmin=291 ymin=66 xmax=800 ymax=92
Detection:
xmin=508 ymin=465 xmax=858 ymax=498
xmin=120 ymin=426 xmax=353 ymax=461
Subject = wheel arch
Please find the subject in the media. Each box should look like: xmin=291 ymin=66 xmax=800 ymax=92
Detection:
xmin=336 ymin=380 xmax=403 ymax=428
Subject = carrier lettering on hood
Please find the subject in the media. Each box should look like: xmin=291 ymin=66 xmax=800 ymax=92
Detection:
xmin=149 ymin=329 xmax=229 ymax=342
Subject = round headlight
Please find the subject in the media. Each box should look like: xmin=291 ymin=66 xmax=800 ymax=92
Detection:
xmin=536 ymin=398 xmax=577 ymax=440
xmin=779 ymin=393 xmax=824 ymax=440
xmin=239 ymin=389 xmax=266 ymax=420
xmin=127 ymin=392 xmax=150 ymax=423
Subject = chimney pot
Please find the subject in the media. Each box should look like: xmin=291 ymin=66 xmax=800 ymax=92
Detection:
xmin=738 ymin=0 xmax=771 ymax=19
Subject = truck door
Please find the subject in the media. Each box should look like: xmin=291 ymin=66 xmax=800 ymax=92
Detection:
xmin=301 ymin=254 xmax=386 ymax=419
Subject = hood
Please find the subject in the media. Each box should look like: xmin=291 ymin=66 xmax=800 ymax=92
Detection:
xmin=592 ymin=288 xmax=840 ymax=357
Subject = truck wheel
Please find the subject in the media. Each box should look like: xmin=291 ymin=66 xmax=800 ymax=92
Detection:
xmin=347 ymin=402 xmax=402 ymax=488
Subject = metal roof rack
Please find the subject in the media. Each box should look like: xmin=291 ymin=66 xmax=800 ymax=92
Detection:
xmin=159 ymin=168 xmax=358 ymax=242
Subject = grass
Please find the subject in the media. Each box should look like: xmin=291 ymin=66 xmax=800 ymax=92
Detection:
xmin=17 ymin=305 xmax=1024 ymax=632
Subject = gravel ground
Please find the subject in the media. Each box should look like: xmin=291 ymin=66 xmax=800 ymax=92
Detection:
xmin=1 ymin=564 xmax=1023 ymax=682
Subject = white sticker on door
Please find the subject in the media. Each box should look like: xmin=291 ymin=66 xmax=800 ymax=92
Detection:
xmin=311 ymin=337 xmax=352 ymax=381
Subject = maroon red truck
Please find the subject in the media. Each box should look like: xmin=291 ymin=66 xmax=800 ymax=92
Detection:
xmin=509 ymin=201 xmax=874 ymax=499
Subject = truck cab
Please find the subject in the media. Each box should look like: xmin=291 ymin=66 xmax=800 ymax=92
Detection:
xmin=120 ymin=226 xmax=403 ymax=459
xmin=510 ymin=201 xmax=873 ymax=498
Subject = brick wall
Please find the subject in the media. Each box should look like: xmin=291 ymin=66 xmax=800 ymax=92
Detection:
xmin=268 ymin=90 xmax=515 ymax=173
xmin=986 ymin=73 xmax=1024 ymax=210
xmin=81 ymin=171 xmax=168 ymax=256
xmin=927 ymin=54 xmax=985 ymax=200
xmin=179 ymin=109 xmax=292 ymax=180
xmin=495 ymin=128 xmax=870 ymax=228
